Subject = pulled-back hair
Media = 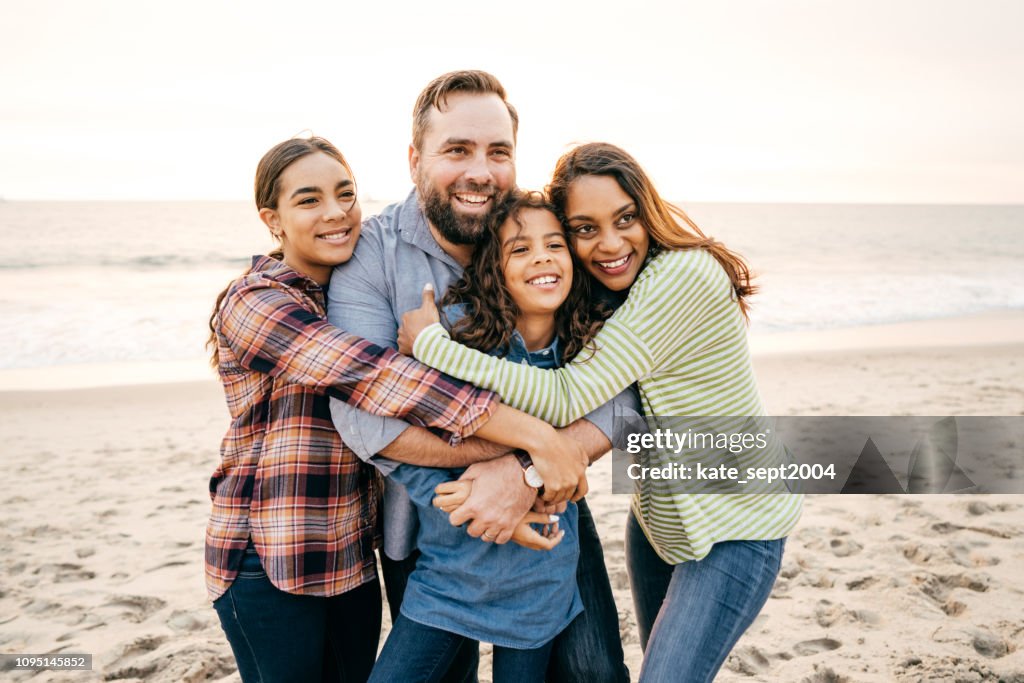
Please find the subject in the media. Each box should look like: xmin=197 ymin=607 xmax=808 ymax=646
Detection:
xmin=442 ymin=191 xmax=609 ymax=362
xmin=206 ymin=136 xmax=352 ymax=367
xmin=548 ymin=142 xmax=757 ymax=318
xmin=412 ymin=70 xmax=519 ymax=151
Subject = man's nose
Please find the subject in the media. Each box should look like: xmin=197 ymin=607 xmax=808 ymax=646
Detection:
xmin=463 ymin=151 xmax=494 ymax=185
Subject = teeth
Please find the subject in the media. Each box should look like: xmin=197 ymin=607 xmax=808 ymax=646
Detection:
xmin=318 ymin=230 xmax=350 ymax=241
xmin=597 ymin=255 xmax=629 ymax=269
xmin=455 ymin=193 xmax=489 ymax=205
xmin=528 ymin=276 xmax=559 ymax=285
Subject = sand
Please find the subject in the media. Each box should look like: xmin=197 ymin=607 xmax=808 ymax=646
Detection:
xmin=1 ymin=312 xmax=1022 ymax=682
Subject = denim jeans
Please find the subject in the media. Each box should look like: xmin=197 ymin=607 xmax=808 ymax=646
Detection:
xmin=213 ymin=544 xmax=382 ymax=683
xmin=381 ymin=497 xmax=627 ymax=683
xmin=380 ymin=549 xmax=480 ymax=683
xmin=369 ymin=614 xmax=554 ymax=683
xmin=548 ymin=497 xmax=630 ymax=683
xmin=626 ymin=511 xmax=785 ymax=683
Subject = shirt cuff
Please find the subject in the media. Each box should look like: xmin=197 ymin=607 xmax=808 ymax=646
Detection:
xmin=412 ymin=322 xmax=449 ymax=364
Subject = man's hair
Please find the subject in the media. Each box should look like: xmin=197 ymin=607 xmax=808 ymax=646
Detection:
xmin=412 ymin=70 xmax=519 ymax=151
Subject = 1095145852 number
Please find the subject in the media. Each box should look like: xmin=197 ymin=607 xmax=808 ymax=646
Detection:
xmin=2 ymin=654 xmax=93 ymax=671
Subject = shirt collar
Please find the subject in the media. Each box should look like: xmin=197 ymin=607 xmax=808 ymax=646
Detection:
xmin=509 ymin=328 xmax=561 ymax=362
xmin=397 ymin=188 xmax=464 ymax=270
xmin=249 ymin=254 xmax=324 ymax=296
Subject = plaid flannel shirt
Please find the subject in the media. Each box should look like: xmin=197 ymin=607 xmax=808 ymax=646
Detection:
xmin=205 ymin=255 xmax=497 ymax=600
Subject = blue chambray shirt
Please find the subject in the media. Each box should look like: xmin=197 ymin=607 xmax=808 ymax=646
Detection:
xmin=388 ymin=311 xmax=582 ymax=648
xmin=328 ymin=189 xmax=641 ymax=560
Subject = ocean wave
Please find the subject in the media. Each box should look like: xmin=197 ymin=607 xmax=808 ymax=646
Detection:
xmin=0 ymin=254 xmax=253 ymax=270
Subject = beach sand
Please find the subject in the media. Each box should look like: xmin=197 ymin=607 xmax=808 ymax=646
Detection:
xmin=1 ymin=312 xmax=1022 ymax=682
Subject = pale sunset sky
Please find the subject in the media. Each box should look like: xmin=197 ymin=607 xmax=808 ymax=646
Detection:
xmin=1 ymin=0 xmax=1021 ymax=203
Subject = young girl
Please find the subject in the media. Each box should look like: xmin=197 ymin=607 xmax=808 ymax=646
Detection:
xmin=401 ymin=143 xmax=804 ymax=683
xmin=373 ymin=192 xmax=619 ymax=683
xmin=206 ymin=139 xmax=589 ymax=683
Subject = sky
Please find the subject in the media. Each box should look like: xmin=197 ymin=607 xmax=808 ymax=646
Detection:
xmin=1 ymin=0 xmax=1022 ymax=203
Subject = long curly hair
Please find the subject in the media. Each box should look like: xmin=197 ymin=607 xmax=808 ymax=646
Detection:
xmin=548 ymin=142 xmax=757 ymax=318
xmin=442 ymin=191 xmax=610 ymax=362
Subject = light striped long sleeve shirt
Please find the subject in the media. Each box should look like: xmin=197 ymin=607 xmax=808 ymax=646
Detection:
xmin=414 ymin=248 xmax=803 ymax=564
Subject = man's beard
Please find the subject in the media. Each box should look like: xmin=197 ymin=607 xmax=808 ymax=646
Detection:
xmin=418 ymin=179 xmax=504 ymax=246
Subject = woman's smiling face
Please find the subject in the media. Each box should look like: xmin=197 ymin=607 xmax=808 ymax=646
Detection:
xmin=564 ymin=174 xmax=650 ymax=291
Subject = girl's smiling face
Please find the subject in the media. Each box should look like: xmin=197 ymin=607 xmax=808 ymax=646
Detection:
xmin=499 ymin=207 xmax=573 ymax=318
xmin=259 ymin=151 xmax=361 ymax=284
xmin=565 ymin=174 xmax=650 ymax=291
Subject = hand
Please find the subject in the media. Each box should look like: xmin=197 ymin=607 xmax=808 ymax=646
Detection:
xmin=510 ymin=512 xmax=565 ymax=551
xmin=433 ymin=479 xmax=472 ymax=513
xmin=448 ymin=455 xmax=537 ymax=544
xmin=397 ymin=283 xmax=440 ymax=355
xmin=525 ymin=428 xmax=589 ymax=504
xmin=532 ymin=498 xmax=567 ymax=515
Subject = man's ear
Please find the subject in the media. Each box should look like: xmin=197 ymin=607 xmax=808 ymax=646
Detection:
xmin=258 ymin=207 xmax=281 ymax=237
xmin=408 ymin=144 xmax=419 ymax=183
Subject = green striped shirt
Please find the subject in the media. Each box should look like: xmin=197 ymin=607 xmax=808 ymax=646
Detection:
xmin=414 ymin=248 xmax=803 ymax=563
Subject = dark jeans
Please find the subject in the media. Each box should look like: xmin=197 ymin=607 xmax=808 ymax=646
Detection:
xmin=214 ymin=544 xmax=382 ymax=683
xmin=369 ymin=614 xmax=553 ymax=683
xmin=626 ymin=511 xmax=785 ymax=683
xmin=380 ymin=497 xmax=628 ymax=683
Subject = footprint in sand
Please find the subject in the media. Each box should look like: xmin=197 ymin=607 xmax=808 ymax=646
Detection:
xmin=971 ymin=630 xmax=1010 ymax=659
xmin=166 ymin=609 xmax=211 ymax=633
xmin=829 ymin=537 xmax=863 ymax=557
xmin=845 ymin=575 xmax=879 ymax=591
xmin=727 ymin=645 xmax=771 ymax=675
xmin=914 ymin=572 xmax=990 ymax=617
xmin=967 ymin=501 xmax=1021 ymax=516
xmin=814 ymin=600 xmax=883 ymax=628
xmin=101 ymin=595 xmax=168 ymax=623
xmin=793 ymin=638 xmax=842 ymax=657
xmin=34 ymin=562 xmax=96 ymax=583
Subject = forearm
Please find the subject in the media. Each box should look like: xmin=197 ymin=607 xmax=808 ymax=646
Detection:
xmin=414 ymin=320 xmax=651 ymax=426
xmin=562 ymin=418 xmax=613 ymax=465
xmin=473 ymin=403 xmax=558 ymax=454
xmin=378 ymin=430 xmax=510 ymax=468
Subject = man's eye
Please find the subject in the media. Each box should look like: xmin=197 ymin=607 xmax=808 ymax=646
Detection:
xmin=491 ymin=149 xmax=511 ymax=158
xmin=448 ymin=147 xmax=467 ymax=155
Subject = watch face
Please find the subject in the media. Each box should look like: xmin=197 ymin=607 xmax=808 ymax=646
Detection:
xmin=524 ymin=466 xmax=544 ymax=489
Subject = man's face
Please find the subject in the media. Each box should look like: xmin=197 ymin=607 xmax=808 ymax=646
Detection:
xmin=410 ymin=92 xmax=516 ymax=245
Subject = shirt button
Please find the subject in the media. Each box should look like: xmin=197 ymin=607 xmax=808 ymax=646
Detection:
xmin=521 ymin=360 xmax=529 ymax=365
xmin=541 ymin=349 xmax=551 ymax=355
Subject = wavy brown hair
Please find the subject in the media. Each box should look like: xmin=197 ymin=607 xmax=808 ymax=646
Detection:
xmin=548 ymin=142 xmax=757 ymax=318
xmin=442 ymin=191 xmax=609 ymax=362
xmin=206 ymin=136 xmax=352 ymax=367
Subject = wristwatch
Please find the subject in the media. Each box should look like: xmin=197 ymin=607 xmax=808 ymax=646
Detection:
xmin=513 ymin=449 xmax=545 ymax=489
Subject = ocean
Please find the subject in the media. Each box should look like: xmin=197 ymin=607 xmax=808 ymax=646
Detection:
xmin=2 ymin=200 xmax=1022 ymax=373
